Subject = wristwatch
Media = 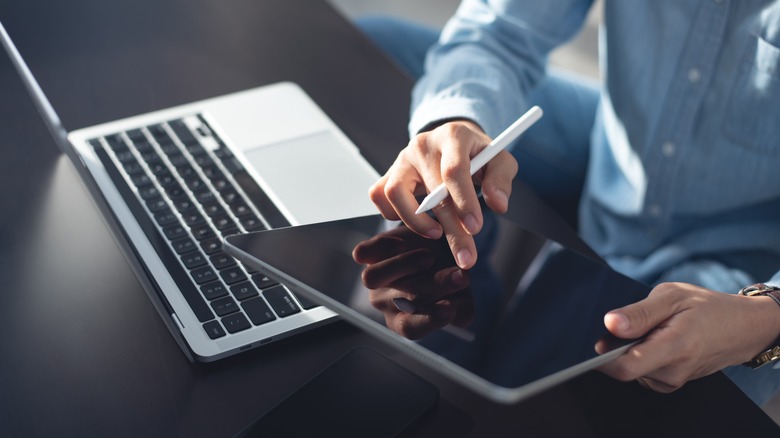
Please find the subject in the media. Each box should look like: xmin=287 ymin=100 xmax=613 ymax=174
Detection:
xmin=738 ymin=283 xmax=780 ymax=369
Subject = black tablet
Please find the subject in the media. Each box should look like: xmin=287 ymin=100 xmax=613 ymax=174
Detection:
xmin=224 ymin=212 xmax=649 ymax=404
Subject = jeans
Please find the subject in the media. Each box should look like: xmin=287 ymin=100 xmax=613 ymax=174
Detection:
xmin=356 ymin=15 xmax=780 ymax=407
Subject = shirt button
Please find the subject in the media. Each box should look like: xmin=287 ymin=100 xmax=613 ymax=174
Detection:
xmin=661 ymin=141 xmax=676 ymax=157
xmin=648 ymin=204 xmax=662 ymax=217
xmin=688 ymin=68 xmax=701 ymax=83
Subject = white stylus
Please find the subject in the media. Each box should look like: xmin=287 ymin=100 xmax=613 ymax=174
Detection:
xmin=415 ymin=106 xmax=543 ymax=214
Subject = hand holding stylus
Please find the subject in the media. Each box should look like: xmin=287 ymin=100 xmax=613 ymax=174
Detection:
xmin=369 ymin=106 xmax=542 ymax=269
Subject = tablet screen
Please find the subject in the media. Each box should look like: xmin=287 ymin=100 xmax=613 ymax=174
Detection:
xmin=224 ymin=211 xmax=649 ymax=403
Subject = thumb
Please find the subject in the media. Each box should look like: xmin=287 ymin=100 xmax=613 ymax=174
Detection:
xmin=604 ymin=292 xmax=678 ymax=339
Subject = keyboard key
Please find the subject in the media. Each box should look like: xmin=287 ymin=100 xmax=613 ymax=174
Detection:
xmin=211 ymin=296 xmax=239 ymax=317
xmin=146 ymin=197 xmax=169 ymax=213
xmin=123 ymin=160 xmax=145 ymax=175
xmin=133 ymin=141 xmax=154 ymax=154
xmin=221 ymin=313 xmax=251 ymax=334
xmin=185 ymin=143 xmax=206 ymax=156
xmin=201 ymin=281 xmax=229 ymax=300
xmin=191 ymin=224 xmax=215 ymax=241
xmin=170 ymin=152 xmax=192 ymax=167
xmin=211 ymin=215 xmax=236 ymax=231
xmin=106 ymin=133 xmax=126 ymax=150
xmin=181 ymin=209 xmax=206 ymax=226
xmin=230 ymin=281 xmax=258 ymax=301
xmin=240 ymin=216 xmax=265 ymax=231
xmin=163 ymin=224 xmax=187 ymax=240
xmin=242 ymin=297 xmax=276 ymax=326
xmin=230 ymin=200 xmax=251 ymax=217
xmin=172 ymin=237 xmax=196 ymax=255
xmin=137 ymin=185 xmax=160 ymax=200
xmin=171 ymin=194 xmax=194 ymax=212
xmin=220 ymin=189 xmax=239 ymax=204
xmin=202 ymin=200 xmax=226 ymax=218
xmin=210 ymin=252 xmax=236 ymax=270
xmin=185 ymin=176 xmax=205 ymax=191
xmin=168 ymin=119 xmax=199 ymax=145
xmin=165 ymin=185 xmax=185 ymax=199
xmin=211 ymin=178 xmax=229 ymax=191
xmin=181 ymin=250 xmax=207 ymax=269
xmin=156 ymin=171 xmax=177 ymax=188
xmin=148 ymin=161 xmax=168 ymax=175
xmin=159 ymin=142 xmax=180 ymax=156
xmin=252 ymin=274 xmax=278 ymax=290
xmin=201 ymin=165 xmax=223 ymax=180
xmin=130 ymin=173 xmax=151 ymax=187
xmin=148 ymin=124 xmax=169 ymax=140
xmin=114 ymin=150 xmax=136 ymax=164
xmin=154 ymin=210 xmax=179 ymax=226
xmin=194 ymin=189 xmax=215 ymax=204
xmin=176 ymin=165 xmax=195 ymax=178
xmin=202 ymin=320 xmax=226 ymax=339
xmin=200 ymin=237 xmax=223 ymax=255
xmin=222 ymin=157 xmax=243 ymax=174
xmin=292 ymin=292 xmax=320 ymax=310
xmin=220 ymin=266 xmax=247 ymax=285
xmin=140 ymin=150 xmax=161 ymax=164
xmin=191 ymin=266 xmax=218 ymax=284
xmin=194 ymin=154 xmax=214 ymax=168
xmin=126 ymin=129 xmax=146 ymax=143
xmin=263 ymin=285 xmax=301 ymax=317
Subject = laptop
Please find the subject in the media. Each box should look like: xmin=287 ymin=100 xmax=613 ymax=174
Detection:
xmin=0 ymin=21 xmax=380 ymax=361
xmin=223 ymin=211 xmax=650 ymax=404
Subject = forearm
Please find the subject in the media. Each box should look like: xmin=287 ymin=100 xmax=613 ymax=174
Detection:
xmin=410 ymin=0 xmax=595 ymax=137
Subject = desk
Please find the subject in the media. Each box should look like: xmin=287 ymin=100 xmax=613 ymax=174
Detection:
xmin=0 ymin=1 xmax=777 ymax=436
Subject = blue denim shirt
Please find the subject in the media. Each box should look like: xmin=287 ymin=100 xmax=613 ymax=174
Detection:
xmin=410 ymin=0 xmax=780 ymax=288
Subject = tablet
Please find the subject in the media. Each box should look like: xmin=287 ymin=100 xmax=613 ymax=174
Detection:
xmin=223 ymin=211 xmax=650 ymax=404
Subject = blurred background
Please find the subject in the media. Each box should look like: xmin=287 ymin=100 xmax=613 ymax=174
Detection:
xmin=329 ymin=0 xmax=601 ymax=79
xmin=328 ymin=0 xmax=780 ymax=425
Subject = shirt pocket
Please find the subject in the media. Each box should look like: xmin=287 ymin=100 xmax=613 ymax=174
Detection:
xmin=722 ymin=35 xmax=780 ymax=155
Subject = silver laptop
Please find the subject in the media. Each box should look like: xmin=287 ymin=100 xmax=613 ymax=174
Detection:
xmin=0 ymin=21 xmax=379 ymax=361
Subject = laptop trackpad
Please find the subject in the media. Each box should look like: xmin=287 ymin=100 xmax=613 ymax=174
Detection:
xmin=242 ymin=132 xmax=379 ymax=225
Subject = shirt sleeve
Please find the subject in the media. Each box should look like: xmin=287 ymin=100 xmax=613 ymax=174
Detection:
xmin=409 ymin=0 xmax=595 ymax=138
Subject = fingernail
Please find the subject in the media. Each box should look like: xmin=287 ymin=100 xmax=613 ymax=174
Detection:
xmin=425 ymin=228 xmax=442 ymax=239
xmin=463 ymin=214 xmax=479 ymax=235
xmin=456 ymin=249 xmax=472 ymax=268
xmin=606 ymin=312 xmax=630 ymax=332
xmin=450 ymin=269 xmax=467 ymax=287
xmin=392 ymin=298 xmax=417 ymax=313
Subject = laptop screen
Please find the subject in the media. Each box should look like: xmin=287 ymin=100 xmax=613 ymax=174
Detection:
xmin=224 ymin=210 xmax=650 ymax=402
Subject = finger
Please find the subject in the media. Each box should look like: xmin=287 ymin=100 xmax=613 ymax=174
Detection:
xmin=387 ymin=266 xmax=469 ymax=306
xmin=368 ymin=174 xmax=400 ymax=221
xmin=598 ymin=322 xmax=683 ymax=382
xmin=604 ymin=287 xmax=684 ymax=340
xmin=433 ymin=200 xmax=478 ymax=269
xmin=438 ymin=129 xmax=484 ymax=235
xmin=479 ymin=150 xmax=518 ymax=214
xmin=352 ymin=233 xmax=408 ymax=264
xmin=360 ymin=249 xmax=435 ymax=289
xmin=390 ymin=311 xmax=453 ymax=340
xmin=383 ymin=159 xmax=444 ymax=240
xmin=636 ymin=375 xmax=682 ymax=394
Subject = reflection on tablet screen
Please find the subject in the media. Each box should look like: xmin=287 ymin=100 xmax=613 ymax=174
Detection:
xmin=224 ymin=211 xmax=650 ymax=403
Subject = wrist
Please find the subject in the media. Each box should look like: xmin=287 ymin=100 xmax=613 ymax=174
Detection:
xmin=738 ymin=284 xmax=780 ymax=368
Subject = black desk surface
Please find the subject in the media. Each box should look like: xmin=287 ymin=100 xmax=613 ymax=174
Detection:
xmin=0 ymin=1 xmax=777 ymax=436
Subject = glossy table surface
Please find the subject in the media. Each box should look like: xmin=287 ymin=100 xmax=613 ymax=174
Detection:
xmin=0 ymin=1 xmax=777 ymax=436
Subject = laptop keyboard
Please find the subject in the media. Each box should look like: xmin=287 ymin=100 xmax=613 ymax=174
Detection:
xmin=88 ymin=115 xmax=319 ymax=341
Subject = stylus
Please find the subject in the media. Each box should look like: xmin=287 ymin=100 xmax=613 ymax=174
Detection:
xmin=415 ymin=106 xmax=543 ymax=214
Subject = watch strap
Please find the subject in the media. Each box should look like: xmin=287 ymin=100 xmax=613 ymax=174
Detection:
xmin=738 ymin=283 xmax=780 ymax=369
